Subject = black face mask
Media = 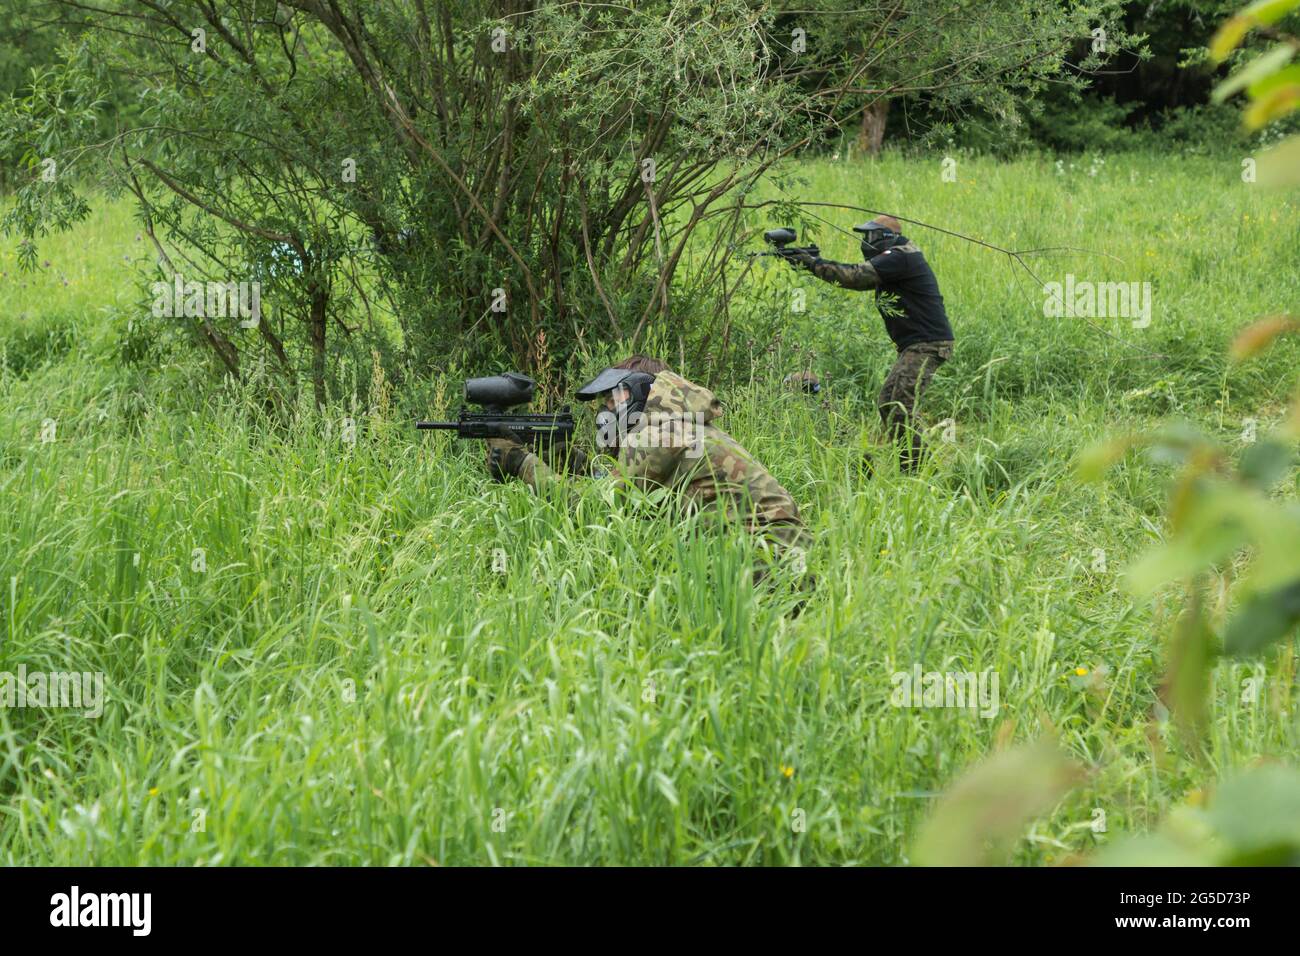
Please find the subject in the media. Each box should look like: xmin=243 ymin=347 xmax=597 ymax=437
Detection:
xmin=594 ymin=372 xmax=655 ymax=451
xmin=860 ymin=227 xmax=898 ymax=260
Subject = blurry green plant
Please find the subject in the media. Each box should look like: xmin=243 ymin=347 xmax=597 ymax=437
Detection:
xmin=918 ymin=332 xmax=1299 ymax=863
xmin=1095 ymin=763 xmax=1300 ymax=865
xmin=1210 ymin=0 xmax=1300 ymax=185
xmin=911 ymin=738 xmax=1083 ymax=866
xmin=1078 ymin=318 xmax=1300 ymax=737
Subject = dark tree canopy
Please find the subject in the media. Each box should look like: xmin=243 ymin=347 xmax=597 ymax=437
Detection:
xmin=4 ymin=0 xmax=1124 ymax=406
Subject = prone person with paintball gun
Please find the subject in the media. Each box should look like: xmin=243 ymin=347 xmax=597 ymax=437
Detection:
xmin=418 ymin=356 xmax=812 ymax=594
xmin=764 ymin=217 xmax=955 ymax=473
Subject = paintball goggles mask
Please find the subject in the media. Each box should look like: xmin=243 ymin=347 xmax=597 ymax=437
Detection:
xmin=855 ymin=219 xmax=900 ymax=260
xmin=577 ymin=368 xmax=656 ymax=451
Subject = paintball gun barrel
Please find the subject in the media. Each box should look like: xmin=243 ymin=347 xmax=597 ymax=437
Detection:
xmin=416 ymin=372 xmax=575 ymax=446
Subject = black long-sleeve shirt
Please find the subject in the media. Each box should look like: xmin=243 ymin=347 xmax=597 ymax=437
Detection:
xmin=799 ymin=240 xmax=954 ymax=350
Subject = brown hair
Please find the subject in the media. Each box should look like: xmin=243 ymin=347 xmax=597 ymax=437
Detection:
xmin=613 ymin=354 xmax=670 ymax=374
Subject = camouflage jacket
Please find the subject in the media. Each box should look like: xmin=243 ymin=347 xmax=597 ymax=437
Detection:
xmin=790 ymin=246 xmax=887 ymax=291
xmin=515 ymin=372 xmax=807 ymax=543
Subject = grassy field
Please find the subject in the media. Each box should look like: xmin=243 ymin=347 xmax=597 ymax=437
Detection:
xmin=1 ymin=151 xmax=1298 ymax=865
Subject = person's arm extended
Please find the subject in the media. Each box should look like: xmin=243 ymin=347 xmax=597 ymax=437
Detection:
xmin=783 ymin=248 xmax=880 ymax=291
xmin=485 ymin=438 xmax=589 ymax=492
xmin=612 ymin=439 xmax=686 ymax=492
xmin=489 ymin=426 xmax=688 ymax=499
xmin=486 ymin=438 xmax=541 ymax=487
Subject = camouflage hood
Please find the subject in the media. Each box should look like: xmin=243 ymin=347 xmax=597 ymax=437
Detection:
xmin=641 ymin=371 xmax=723 ymax=423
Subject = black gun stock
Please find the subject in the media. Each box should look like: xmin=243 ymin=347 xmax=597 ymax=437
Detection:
xmin=415 ymin=410 xmax=575 ymax=444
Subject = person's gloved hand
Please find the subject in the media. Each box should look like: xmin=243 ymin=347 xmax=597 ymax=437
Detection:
xmin=777 ymin=247 xmax=819 ymax=270
xmin=486 ymin=437 xmax=531 ymax=482
xmin=536 ymin=437 xmax=590 ymax=476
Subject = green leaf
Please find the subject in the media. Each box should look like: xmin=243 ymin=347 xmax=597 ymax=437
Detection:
xmin=1246 ymin=63 xmax=1300 ymax=100
xmin=1243 ymin=0 xmax=1300 ymax=27
xmin=1212 ymin=43 xmax=1295 ymax=103
xmin=1074 ymin=434 xmax=1140 ymax=482
xmin=1162 ymin=593 xmax=1215 ymax=745
xmin=1257 ymin=133 xmax=1300 ymax=188
xmin=1125 ymin=483 xmax=1258 ymax=595
xmin=1223 ymin=578 xmax=1300 ymax=656
xmin=911 ymin=739 xmax=1082 ymax=866
xmin=1091 ymin=830 xmax=1213 ymax=867
xmin=1238 ymin=438 xmax=1295 ymax=489
xmin=1095 ymin=766 xmax=1300 ymax=865
xmin=1204 ymin=765 xmax=1300 ymax=857
xmin=1229 ymin=314 xmax=1300 ymax=360
xmin=1211 ymin=17 xmax=1256 ymax=63
xmin=1244 ymin=80 xmax=1300 ymax=129
xmin=1145 ymin=420 xmax=1217 ymax=467
xmin=1211 ymin=0 xmax=1300 ymax=62
xmin=1237 ymin=505 xmax=1300 ymax=592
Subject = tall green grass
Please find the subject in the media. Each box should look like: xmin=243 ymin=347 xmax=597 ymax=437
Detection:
xmin=0 ymin=151 xmax=1297 ymax=864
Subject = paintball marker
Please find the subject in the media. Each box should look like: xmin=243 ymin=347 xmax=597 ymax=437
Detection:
xmin=416 ymin=372 xmax=575 ymax=449
xmin=751 ymin=227 xmax=820 ymax=261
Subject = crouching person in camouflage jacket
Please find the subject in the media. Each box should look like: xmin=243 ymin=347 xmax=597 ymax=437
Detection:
xmin=486 ymin=355 xmax=812 ymax=592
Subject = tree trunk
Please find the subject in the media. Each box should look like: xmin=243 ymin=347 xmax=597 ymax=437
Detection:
xmin=309 ymin=287 xmax=328 ymax=409
xmin=858 ymin=99 xmax=890 ymax=156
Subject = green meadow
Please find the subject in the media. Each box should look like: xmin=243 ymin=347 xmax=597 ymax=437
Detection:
xmin=1 ymin=152 xmax=1297 ymax=864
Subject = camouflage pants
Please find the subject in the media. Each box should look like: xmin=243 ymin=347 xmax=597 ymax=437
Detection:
xmin=753 ymin=521 xmax=815 ymax=614
xmin=755 ymin=520 xmax=812 ymax=562
xmin=878 ymin=340 xmax=953 ymax=471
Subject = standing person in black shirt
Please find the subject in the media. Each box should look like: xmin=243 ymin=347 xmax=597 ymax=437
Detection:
xmin=779 ymin=215 xmax=954 ymax=472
